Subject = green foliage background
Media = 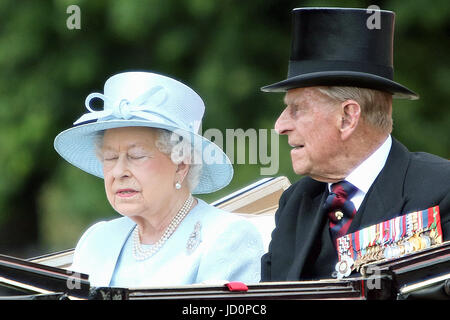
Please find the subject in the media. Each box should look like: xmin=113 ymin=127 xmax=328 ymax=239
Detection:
xmin=0 ymin=0 xmax=448 ymax=257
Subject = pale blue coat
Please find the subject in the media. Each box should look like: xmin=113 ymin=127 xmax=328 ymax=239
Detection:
xmin=70 ymin=199 xmax=264 ymax=287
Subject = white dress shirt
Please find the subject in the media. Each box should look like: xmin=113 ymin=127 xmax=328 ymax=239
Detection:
xmin=328 ymin=135 xmax=392 ymax=211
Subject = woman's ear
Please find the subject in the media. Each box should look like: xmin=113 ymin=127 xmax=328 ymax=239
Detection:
xmin=339 ymin=99 xmax=361 ymax=140
xmin=175 ymin=161 xmax=190 ymax=184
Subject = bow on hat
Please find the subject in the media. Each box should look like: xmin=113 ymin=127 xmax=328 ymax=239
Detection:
xmin=73 ymin=85 xmax=181 ymax=128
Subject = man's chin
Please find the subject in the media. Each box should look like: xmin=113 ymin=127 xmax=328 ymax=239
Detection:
xmin=291 ymin=163 xmax=309 ymax=177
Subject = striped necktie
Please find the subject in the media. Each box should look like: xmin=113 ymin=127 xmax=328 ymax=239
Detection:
xmin=324 ymin=181 xmax=358 ymax=243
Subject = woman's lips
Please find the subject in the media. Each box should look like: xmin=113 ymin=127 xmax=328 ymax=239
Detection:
xmin=116 ymin=189 xmax=139 ymax=198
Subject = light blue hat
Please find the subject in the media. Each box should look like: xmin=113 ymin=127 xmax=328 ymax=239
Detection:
xmin=54 ymin=71 xmax=233 ymax=194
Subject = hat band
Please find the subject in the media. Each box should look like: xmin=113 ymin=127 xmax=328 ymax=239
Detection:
xmin=72 ymin=86 xmax=187 ymax=130
xmin=288 ymin=59 xmax=393 ymax=80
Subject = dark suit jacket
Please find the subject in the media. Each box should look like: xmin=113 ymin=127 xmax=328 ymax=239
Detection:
xmin=261 ymin=138 xmax=450 ymax=281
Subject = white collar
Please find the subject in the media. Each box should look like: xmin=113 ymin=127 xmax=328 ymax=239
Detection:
xmin=328 ymin=135 xmax=392 ymax=195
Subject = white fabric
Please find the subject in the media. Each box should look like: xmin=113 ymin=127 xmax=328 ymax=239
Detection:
xmin=70 ymin=199 xmax=264 ymax=287
xmin=328 ymin=135 xmax=392 ymax=210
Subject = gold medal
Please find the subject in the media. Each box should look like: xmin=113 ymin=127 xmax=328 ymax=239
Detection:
xmin=398 ymin=243 xmax=406 ymax=256
xmin=419 ymin=236 xmax=426 ymax=250
xmin=430 ymin=228 xmax=435 ymax=236
xmin=375 ymin=245 xmax=384 ymax=260
xmin=409 ymin=235 xmax=421 ymax=251
xmin=429 ymin=228 xmax=438 ymax=244
xmin=366 ymin=247 xmax=373 ymax=261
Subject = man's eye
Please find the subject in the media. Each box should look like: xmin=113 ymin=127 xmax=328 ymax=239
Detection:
xmin=290 ymin=104 xmax=304 ymax=117
xmin=289 ymin=105 xmax=298 ymax=116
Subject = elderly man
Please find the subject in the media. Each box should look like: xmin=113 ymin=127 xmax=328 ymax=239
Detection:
xmin=260 ymin=8 xmax=450 ymax=281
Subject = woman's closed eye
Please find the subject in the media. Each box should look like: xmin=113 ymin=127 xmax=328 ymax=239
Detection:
xmin=102 ymin=152 xmax=118 ymax=162
xmin=128 ymin=154 xmax=146 ymax=160
xmin=127 ymin=150 xmax=150 ymax=160
xmin=100 ymin=148 xmax=151 ymax=163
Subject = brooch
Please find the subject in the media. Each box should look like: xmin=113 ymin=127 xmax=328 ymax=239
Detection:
xmin=186 ymin=221 xmax=202 ymax=254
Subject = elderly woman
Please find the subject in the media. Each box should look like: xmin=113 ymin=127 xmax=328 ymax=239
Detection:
xmin=54 ymin=71 xmax=264 ymax=287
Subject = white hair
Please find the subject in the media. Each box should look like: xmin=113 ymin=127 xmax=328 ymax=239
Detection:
xmin=94 ymin=128 xmax=202 ymax=192
xmin=317 ymin=86 xmax=393 ymax=133
xmin=154 ymin=128 xmax=202 ymax=192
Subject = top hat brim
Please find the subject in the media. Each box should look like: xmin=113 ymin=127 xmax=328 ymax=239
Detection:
xmin=261 ymin=71 xmax=419 ymax=100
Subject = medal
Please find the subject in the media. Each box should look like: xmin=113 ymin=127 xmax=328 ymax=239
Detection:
xmin=335 ymin=255 xmax=354 ymax=279
xmin=409 ymin=235 xmax=421 ymax=251
xmin=334 ymin=205 xmax=443 ymax=279
xmin=404 ymin=241 xmax=413 ymax=254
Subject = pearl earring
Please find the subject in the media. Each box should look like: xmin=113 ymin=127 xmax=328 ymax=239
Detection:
xmin=175 ymin=182 xmax=182 ymax=190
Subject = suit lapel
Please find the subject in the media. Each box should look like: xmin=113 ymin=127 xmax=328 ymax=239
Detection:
xmin=286 ymin=180 xmax=328 ymax=280
xmin=94 ymin=218 xmax=136 ymax=286
xmin=349 ymin=138 xmax=411 ymax=232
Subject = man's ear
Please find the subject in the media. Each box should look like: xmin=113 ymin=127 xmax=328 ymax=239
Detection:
xmin=339 ymin=99 xmax=361 ymax=140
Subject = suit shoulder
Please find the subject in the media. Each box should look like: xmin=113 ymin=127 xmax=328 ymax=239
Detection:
xmin=410 ymin=151 xmax=450 ymax=166
xmin=402 ymin=151 xmax=450 ymax=200
xmin=197 ymin=200 xmax=262 ymax=234
xmin=75 ymin=217 xmax=133 ymax=250
xmin=86 ymin=216 xmax=133 ymax=234
xmin=192 ymin=200 xmax=264 ymax=254
xmin=280 ymin=176 xmax=324 ymax=201
xmin=407 ymin=151 xmax=450 ymax=181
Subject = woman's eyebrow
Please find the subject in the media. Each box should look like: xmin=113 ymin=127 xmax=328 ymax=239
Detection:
xmin=101 ymin=143 xmax=147 ymax=151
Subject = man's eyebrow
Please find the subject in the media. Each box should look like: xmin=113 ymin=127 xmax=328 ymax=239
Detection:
xmin=284 ymin=96 xmax=299 ymax=107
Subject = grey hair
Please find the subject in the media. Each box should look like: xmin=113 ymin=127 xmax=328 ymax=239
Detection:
xmin=154 ymin=129 xmax=202 ymax=192
xmin=93 ymin=128 xmax=202 ymax=192
xmin=317 ymin=86 xmax=393 ymax=133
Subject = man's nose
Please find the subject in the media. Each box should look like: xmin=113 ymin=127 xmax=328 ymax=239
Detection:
xmin=274 ymin=107 xmax=293 ymax=135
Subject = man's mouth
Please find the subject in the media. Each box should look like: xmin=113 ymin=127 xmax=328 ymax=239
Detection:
xmin=289 ymin=143 xmax=304 ymax=150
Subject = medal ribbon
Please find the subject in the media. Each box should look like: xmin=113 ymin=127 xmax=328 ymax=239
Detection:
xmin=336 ymin=205 xmax=443 ymax=269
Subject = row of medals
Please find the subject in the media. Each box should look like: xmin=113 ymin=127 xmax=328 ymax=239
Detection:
xmin=352 ymin=227 xmax=441 ymax=273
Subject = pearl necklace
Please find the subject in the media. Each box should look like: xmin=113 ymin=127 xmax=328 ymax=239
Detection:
xmin=133 ymin=194 xmax=194 ymax=261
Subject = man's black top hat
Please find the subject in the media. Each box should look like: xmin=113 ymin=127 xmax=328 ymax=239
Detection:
xmin=261 ymin=7 xmax=419 ymax=99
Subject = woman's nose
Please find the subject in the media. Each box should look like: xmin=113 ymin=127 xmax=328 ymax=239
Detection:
xmin=111 ymin=155 xmax=131 ymax=179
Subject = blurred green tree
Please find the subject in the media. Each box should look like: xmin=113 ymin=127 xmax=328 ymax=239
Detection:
xmin=0 ymin=0 xmax=448 ymax=257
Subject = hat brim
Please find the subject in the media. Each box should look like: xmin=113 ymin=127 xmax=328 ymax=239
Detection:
xmin=261 ymin=71 xmax=419 ymax=100
xmin=54 ymin=119 xmax=233 ymax=194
